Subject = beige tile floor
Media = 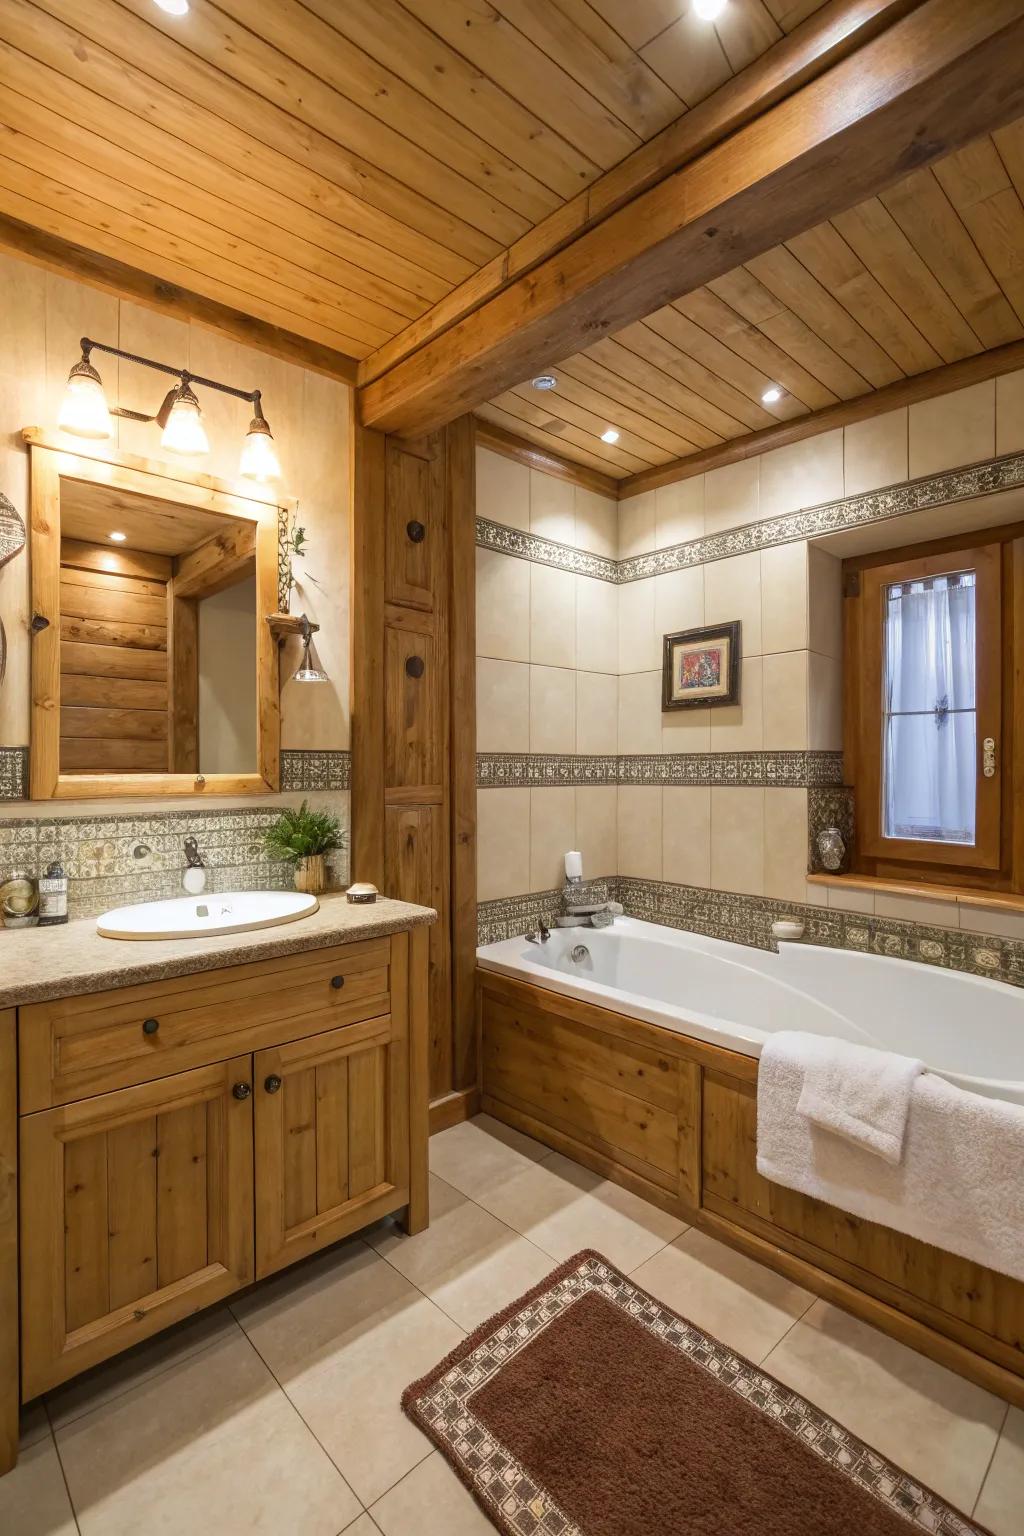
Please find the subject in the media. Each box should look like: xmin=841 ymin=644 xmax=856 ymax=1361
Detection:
xmin=4 ymin=1113 xmax=1022 ymax=1535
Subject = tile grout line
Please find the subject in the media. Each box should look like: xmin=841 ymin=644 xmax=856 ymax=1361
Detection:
xmin=42 ymin=1397 xmax=83 ymax=1535
xmin=970 ymin=1400 xmax=1011 ymax=1518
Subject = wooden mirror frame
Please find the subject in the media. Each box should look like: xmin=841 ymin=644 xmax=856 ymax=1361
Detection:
xmin=25 ymin=428 xmax=288 ymax=801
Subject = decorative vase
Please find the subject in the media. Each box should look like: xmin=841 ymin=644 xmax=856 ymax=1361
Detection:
xmin=816 ymin=825 xmax=847 ymax=873
xmin=294 ymin=854 xmax=327 ymax=894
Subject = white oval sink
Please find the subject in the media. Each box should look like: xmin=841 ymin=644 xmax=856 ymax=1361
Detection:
xmin=97 ymin=891 xmax=319 ymax=940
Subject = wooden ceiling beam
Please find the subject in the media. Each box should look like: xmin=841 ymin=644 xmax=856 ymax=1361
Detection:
xmin=616 ymin=337 xmax=1024 ymax=498
xmin=0 ymin=214 xmax=359 ymax=385
xmin=359 ymin=0 xmax=1024 ymax=439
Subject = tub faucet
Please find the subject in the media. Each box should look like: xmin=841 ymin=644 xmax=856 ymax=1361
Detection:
xmin=525 ymin=922 xmax=550 ymax=944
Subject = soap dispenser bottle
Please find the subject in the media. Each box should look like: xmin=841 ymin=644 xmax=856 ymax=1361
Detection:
xmin=37 ymin=861 xmax=68 ymax=925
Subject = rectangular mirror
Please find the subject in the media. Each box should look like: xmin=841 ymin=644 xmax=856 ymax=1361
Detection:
xmin=27 ymin=433 xmax=282 ymax=799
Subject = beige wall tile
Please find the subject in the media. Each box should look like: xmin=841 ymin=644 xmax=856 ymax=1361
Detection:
xmin=873 ymin=890 xmax=959 ymax=928
xmin=476 ymin=446 xmax=530 ymax=531
xmin=477 ymin=789 xmax=531 ymax=900
xmin=574 ymin=487 xmax=617 ymax=557
xmin=576 ymin=575 xmax=619 ymax=675
xmin=477 ymin=548 xmax=530 ymax=662
xmin=996 ymin=369 xmax=1024 ymax=456
xmin=825 ymin=882 xmax=874 ymax=914
xmin=530 ymin=787 xmax=576 ymax=892
xmin=704 ymin=458 xmax=759 ymax=535
xmin=530 ymin=468 xmax=575 ymax=543
xmin=808 ymin=650 xmax=842 ymax=750
xmin=618 ymin=490 xmax=655 ymax=557
xmin=654 ymin=565 xmax=704 ymax=638
xmin=709 ymin=655 xmax=763 ymax=751
xmin=576 ymin=671 xmax=618 ymax=755
xmin=529 ymin=665 xmax=576 ymax=754
xmin=761 ymin=542 xmax=808 ymax=654
xmin=711 ymin=787 xmax=764 ymax=895
xmin=655 ymin=477 xmax=704 ymax=548
xmin=618 ymin=787 xmax=663 ymax=878
xmin=576 ymin=786 xmax=618 ymax=878
xmin=663 ymin=787 xmax=711 ymax=887
xmin=476 ymin=658 xmax=529 ymax=752
xmin=705 ymin=550 xmax=762 ymax=655
xmin=958 ymin=903 xmax=1024 ymax=941
xmin=618 ymin=670 xmax=663 ymax=755
xmin=759 ymin=429 xmax=844 ymax=519
xmin=844 ymin=408 xmax=908 ymax=495
xmin=764 ymin=788 xmax=809 ymax=902
xmin=663 ymin=706 xmax=711 ymax=754
xmin=808 ymin=545 xmax=843 ymax=660
xmin=618 ymin=578 xmax=659 ymax=674
xmin=909 ymin=380 xmax=995 ymax=478
xmin=763 ymin=650 xmax=809 ymax=750
xmin=530 ymin=562 xmax=576 ymax=667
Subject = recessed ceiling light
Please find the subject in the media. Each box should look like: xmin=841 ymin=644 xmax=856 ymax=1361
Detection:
xmin=693 ymin=0 xmax=727 ymax=18
xmin=109 ymin=531 xmax=127 ymax=542
xmin=600 ymin=428 xmax=620 ymax=444
xmin=155 ymin=0 xmax=189 ymax=13
xmin=761 ymin=386 xmax=783 ymax=404
xmin=531 ymin=374 xmax=558 ymax=391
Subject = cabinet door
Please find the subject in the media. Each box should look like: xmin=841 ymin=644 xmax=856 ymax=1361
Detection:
xmin=20 ymin=1057 xmax=254 ymax=1398
xmin=255 ymin=1016 xmax=409 ymax=1278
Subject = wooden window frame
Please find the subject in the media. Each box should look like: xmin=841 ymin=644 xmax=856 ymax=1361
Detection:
xmin=844 ymin=522 xmax=1023 ymax=896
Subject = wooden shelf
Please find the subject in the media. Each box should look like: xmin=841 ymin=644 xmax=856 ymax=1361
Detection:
xmin=807 ymin=871 xmax=1024 ymax=915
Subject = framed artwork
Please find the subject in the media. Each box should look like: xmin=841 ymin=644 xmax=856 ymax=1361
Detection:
xmin=662 ymin=621 xmax=741 ymax=711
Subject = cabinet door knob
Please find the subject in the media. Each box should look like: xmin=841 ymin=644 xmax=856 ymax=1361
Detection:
xmin=142 ymin=1017 xmax=160 ymax=1036
xmin=232 ymin=1081 xmax=252 ymax=1101
xmin=330 ymin=974 xmax=345 ymax=990
xmin=264 ymin=1074 xmax=282 ymax=1094
xmin=406 ymin=519 xmax=425 ymax=543
xmin=405 ymin=655 xmax=425 ymax=679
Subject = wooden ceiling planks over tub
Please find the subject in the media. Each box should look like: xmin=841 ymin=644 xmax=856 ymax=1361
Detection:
xmin=492 ymin=116 xmax=1024 ymax=483
xmin=0 ymin=0 xmax=827 ymax=365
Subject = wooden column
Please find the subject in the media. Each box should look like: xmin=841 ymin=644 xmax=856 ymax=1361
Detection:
xmin=0 ymin=1009 xmax=17 ymax=1473
xmin=350 ymin=409 xmax=478 ymax=1128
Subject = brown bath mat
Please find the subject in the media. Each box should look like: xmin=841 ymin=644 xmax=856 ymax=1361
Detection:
xmin=403 ymin=1250 xmax=992 ymax=1536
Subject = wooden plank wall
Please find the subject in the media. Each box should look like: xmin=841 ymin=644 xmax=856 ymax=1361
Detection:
xmin=351 ymin=412 xmax=477 ymax=1124
xmin=59 ymin=539 xmax=171 ymax=772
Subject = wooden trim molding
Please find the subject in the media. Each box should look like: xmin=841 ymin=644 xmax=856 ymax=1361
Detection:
xmin=358 ymin=0 xmax=1024 ymax=439
xmin=474 ymin=420 xmax=618 ymax=498
xmin=0 ymin=1010 xmax=15 ymax=1475
xmin=618 ymin=338 xmax=1024 ymax=499
xmin=0 ymin=214 xmax=359 ymax=386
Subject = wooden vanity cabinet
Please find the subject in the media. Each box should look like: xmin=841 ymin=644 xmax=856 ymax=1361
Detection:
xmin=7 ymin=926 xmax=429 ymax=1424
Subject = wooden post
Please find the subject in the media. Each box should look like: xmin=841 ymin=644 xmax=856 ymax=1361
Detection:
xmin=0 ymin=1009 xmax=18 ymax=1473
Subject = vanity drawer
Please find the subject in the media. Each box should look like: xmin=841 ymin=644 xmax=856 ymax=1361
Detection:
xmin=19 ymin=939 xmax=393 ymax=1111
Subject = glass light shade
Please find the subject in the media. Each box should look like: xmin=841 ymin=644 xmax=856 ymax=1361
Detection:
xmin=58 ymin=363 xmax=112 ymax=439
xmin=292 ymin=630 xmax=329 ymax=684
xmin=239 ymin=419 xmax=281 ymax=483
xmin=161 ymin=387 xmax=209 ymax=455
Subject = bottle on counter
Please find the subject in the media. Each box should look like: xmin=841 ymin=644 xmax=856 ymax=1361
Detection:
xmin=37 ymin=861 xmax=69 ymax=926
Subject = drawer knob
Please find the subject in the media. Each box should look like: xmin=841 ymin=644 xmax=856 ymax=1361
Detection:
xmin=330 ymin=974 xmax=345 ymax=990
xmin=142 ymin=1017 xmax=160 ymax=1036
xmin=232 ymin=1081 xmax=252 ymax=1101
xmin=264 ymin=1074 xmax=282 ymax=1094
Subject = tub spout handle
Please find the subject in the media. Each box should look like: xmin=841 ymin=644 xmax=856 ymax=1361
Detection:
xmin=525 ymin=922 xmax=550 ymax=944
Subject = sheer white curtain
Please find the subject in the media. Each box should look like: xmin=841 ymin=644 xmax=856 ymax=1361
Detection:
xmin=883 ymin=572 xmax=976 ymax=844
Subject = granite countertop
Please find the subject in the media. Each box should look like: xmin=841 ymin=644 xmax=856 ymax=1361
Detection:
xmin=0 ymin=893 xmax=436 ymax=1008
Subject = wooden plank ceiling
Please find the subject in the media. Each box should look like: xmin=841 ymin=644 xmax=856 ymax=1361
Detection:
xmin=0 ymin=0 xmax=828 ymax=362
xmin=480 ymin=117 xmax=1024 ymax=479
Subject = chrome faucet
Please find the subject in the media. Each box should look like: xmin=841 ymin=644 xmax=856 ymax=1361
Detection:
xmin=525 ymin=922 xmax=550 ymax=944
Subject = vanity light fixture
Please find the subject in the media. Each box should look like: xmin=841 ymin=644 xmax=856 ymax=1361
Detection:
xmin=761 ymin=385 xmax=783 ymax=404
xmin=600 ymin=428 xmax=620 ymax=444
xmin=58 ymin=338 xmax=281 ymax=483
xmin=292 ymin=614 xmax=329 ymax=684
xmin=108 ymin=531 xmax=127 ymax=543
xmin=693 ymin=0 xmax=727 ymax=18
xmin=531 ymin=374 xmax=558 ymax=391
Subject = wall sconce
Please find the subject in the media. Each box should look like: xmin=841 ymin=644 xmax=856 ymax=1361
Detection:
xmin=57 ymin=337 xmax=281 ymax=484
xmin=292 ymin=614 xmax=329 ymax=684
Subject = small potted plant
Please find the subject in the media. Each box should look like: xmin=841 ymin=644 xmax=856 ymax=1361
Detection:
xmin=263 ymin=800 xmax=345 ymax=895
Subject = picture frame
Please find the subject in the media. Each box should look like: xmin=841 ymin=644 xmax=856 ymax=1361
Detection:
xmin=662 ymin=621 xmax=741 ymax=711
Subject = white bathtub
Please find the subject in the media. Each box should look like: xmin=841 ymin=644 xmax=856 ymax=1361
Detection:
xmin=477 ymin=915 xmax=1024 ymax=1106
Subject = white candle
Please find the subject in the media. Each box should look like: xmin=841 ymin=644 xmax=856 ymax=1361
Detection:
xmin=565 ymin=850 xmax=583 ymax=881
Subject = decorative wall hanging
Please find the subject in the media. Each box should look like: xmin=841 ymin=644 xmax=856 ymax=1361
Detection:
xmin=662 ymin=621 xmax=741 ymax=711
xmin=0 ymin=490 xmax=27 ymax=688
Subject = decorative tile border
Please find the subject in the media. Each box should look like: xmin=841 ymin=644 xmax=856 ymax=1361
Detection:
xmin=0 ymin=747 xmax=27 ymax=801
xmin=477 ymin=451 xmax=1024 ymax=585
xmin=279 ymin=749 xmax=351 ymax=791
xmin=479 ymin=874 xmax=1024 ymax=987
xmin=477 ymin=750 xmax=843 ymax=789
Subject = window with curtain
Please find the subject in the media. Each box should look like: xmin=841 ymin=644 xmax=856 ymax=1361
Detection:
xmin=844 ymin=531 xmax=1010 ymax=891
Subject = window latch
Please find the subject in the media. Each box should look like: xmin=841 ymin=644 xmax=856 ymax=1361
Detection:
xmin=983 ymin=737 xmax=997 ymax=778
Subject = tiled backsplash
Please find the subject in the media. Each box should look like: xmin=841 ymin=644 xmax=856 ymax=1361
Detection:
xmin=0 ymin=797 xmax=350 ymax=919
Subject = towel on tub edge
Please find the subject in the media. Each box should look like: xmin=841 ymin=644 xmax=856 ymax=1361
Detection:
xmin=756 ymin=1032 xmax=1024 ymax=1284
xmin=787 ymin=1032 xmax=925 ymax=1165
